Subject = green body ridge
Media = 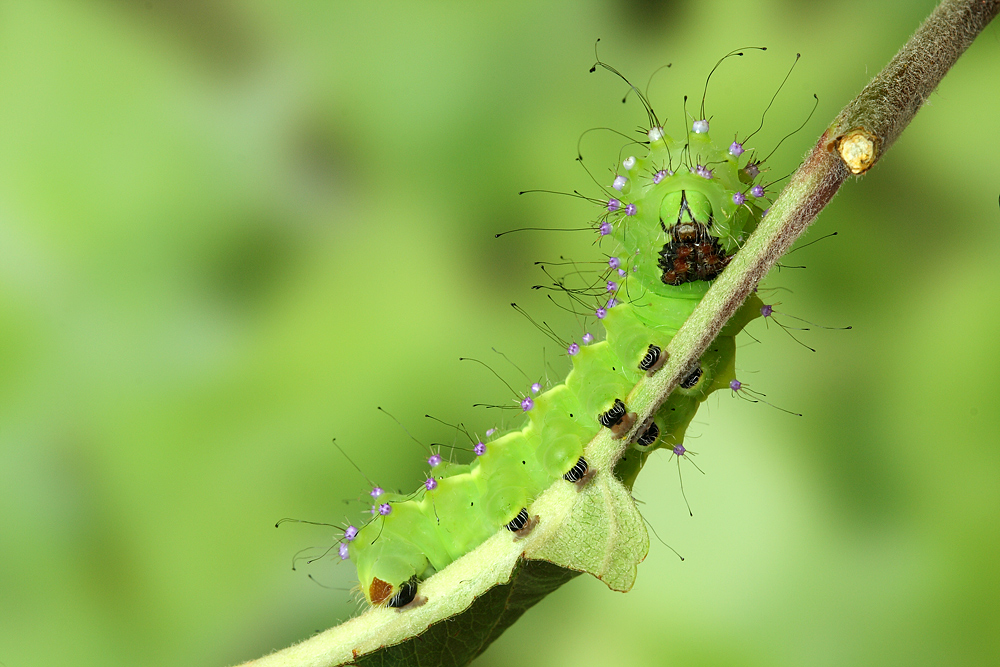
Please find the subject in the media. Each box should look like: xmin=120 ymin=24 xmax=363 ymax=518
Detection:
xmin=349 ymin=126 xmax=767 ymax=607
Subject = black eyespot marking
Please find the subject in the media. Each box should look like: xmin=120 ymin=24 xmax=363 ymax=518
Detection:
xmin=680 ymin=365 xmax=703 ymax=389
xmin=598 ymin=398 xmax=627 ymax=428
xmin=638 ymin=343 xmax=667 ymax=374
xmin=506 ymin=508 xmax=530 ymax=532
xmin=563 ymin=456 xmax=589 ymax=483
xmin=386 ymin=578 xmax=418 ymax=608
xmin=636 ymin=421 xmax=660 ymax=447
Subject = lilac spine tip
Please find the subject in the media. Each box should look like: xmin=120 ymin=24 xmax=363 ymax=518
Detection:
xmin=531 ymin=382 xmax=542 ymax=394
xmin=653 ymin=169 xmax=668 ymax=184
xmin=608 ymin=256 xmax=621 ymax=269
xmin=607 ymin=298 xmax=618 ymax=309
xmin=425 ymin=477 xmax=437 ymax=491
xmin=567 ymin=343 xmax=580 ymax=356
xmin=751 ymin=185 xmax=765 ymax=198
xmin=339 ymin=543 xmax=349 ymax=560
xmin=370 ymin=486 xmax=384 ymax=499
xmin=730 ymin=379 xmax=742 ymax=391
xmin=673 ymin=444 xmax=687 ymax=456
xmin=582 ymin=332 xmax=594 ymax=344
xmin=607 ymin=198 xmax=621 ymax=212
xmin=692 ymin=119 xmax=709 ymax=134
xmin=521 ymin=397 xmax=534 ymax=411
xmin=606 ymin=280 xmax=618 ymax=292
xmin=379 ymin=503 xmax=392 ymax=516
xmin=696 ymin=165 xmax=712 ymax=180
xmin=612 ymin=175 xmax=627 ymax=191
xmin=732 ymin=192 xmax=746 ymax=206
xmin=599 ymin=221 xmax=613 ymax=236
xmin=344 ymin=525 xmax=358 ymax=541
xmin=428 ymin=454 xmax=442 ymax=468
xmin=761 ymin=304 xmax=773 ymax=317
xmin=474 ymin=442 xmax=486 ymax=456
xmin=729 ymin=141 xmax=745 ymax=156
xmin=595 ymin=308 xmax=607 ymax=320
xmin=624 ymin=203 xmax=637 ymax=216
xmin=485 ymin=428 xmax=497 ymax=437
xmin=618 ymin=268 xmax=626 ymax=277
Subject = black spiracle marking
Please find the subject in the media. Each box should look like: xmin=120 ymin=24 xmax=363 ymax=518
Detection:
xmin=680 ymin=366 xmax=703 ymax=389
xmin=562 ymin=456 xmax=589 ymax=483
xmin=636 ymin=421 xmax=660 ymax=447
xmin=638 ymin=344 xmax=661 ymax=372
xmin=598 ymin=398 xmax=627 ymax=428
xmin=386 ymin=578 xmax=419 ymax=608
xmin=506 ymin=508 xmax=530 ymax=532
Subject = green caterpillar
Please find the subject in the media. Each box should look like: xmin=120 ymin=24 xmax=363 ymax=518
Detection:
xmin=341 ymin=66 xmax=771 ymax=609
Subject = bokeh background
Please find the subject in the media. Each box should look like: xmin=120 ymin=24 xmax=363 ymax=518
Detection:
xmin=1 ymin=1 xmax=998 ymax=666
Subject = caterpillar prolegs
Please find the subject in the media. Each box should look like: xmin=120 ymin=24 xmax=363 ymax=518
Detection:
xmin=343 ymin=65 xmax=773 ymax=609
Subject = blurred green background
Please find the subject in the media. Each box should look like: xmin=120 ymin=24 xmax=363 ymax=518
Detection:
xmin=1 ymin=1 xmax=998 ymax=666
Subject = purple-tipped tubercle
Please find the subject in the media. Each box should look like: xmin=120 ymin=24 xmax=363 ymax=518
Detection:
xmin=582 ymin=333 xmax=594 ymax=345
xmin=608 ymin=257 xmax=621 ymax=269
xmin=751 ymin=185 xmax=764 ymax=198
xmin=607 ymin=298 xmax=618 ymax=309
xmin=730 ymin=379 xmax=742 ymax=392
xmin=344 ymin=525 xmax=358 ymax=541
xmin=607 ymin=198 xmax=621 ymax=213
xmin=567 ymin=343 xmax=580 ymax=356
xmin=599 ymin=221 xmax=613 ymax=236
xmin=761 ymin=304 xmax=773 ymax=317
xmin=653 ymin=169 xmax=668 ymax=184
xmin=370 ymin=486 xmax=384 ymax=499
xmin=606 ymin=280 xmax=618 ymax=292
xmin=425 ymin=477 xmax=437 ymax=491
xmin=625 ymin=203 xmax=637 ymax=216
xmin=732 ymin=192 xmax=746 ymax=206
xmin=428 ymin=454 xmax=442 ymax=468
xmin=673 ymin=444 xmax=686 ymax=456
xmin=531 ymin=382 xmax=542 ymax=394
xmin=595 ymin=308 xmax=607 ymax=320
xmin=474 ymin=442 xmax=486 ymax=456
xmin=695 ymin=165 xmax=712 ymax=180
xmin=521 ymin=397 xmax=534 ymax=412
xmin=613 ymin=175 xmax=627 ymax=191
xmin=339 ymin=543 xmax=349 ymax=560
xmin=729 ymin=141 xmax=745 ymax=157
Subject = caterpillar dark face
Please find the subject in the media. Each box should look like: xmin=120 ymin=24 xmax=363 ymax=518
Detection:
xmin=342 ymin=54 xmax=774 ymax=608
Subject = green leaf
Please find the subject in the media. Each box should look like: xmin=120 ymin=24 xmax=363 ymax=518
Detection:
xmin=242 ymin=450 xmax=649 ymax=667
xmin=350 ymin=560 xmax=580 ymax=667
